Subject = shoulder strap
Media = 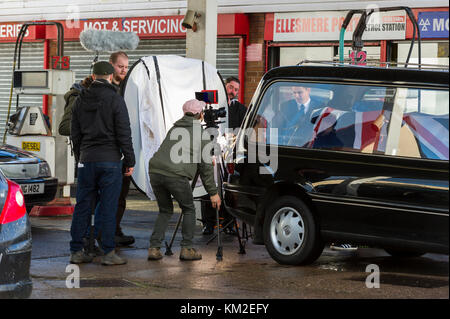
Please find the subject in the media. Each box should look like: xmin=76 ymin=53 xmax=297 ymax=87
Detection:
xmin=202 ymin=61 xmax=206 ymax=90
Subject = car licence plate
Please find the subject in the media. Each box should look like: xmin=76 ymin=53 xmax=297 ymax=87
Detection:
xmin=21 ymin=183 xmax=45 ymax=194
xmin=22 ymin=141 xmax=41 ymax=152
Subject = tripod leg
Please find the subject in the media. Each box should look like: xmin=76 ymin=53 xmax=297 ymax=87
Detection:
xmin=216 ymin=207 xmax=222 ymax=261
xmin=206 ymin=218 xmax=233 ymax=245
xmin=164 ymin=212 xmax=182 ymax=256
xmin=235 ymin=219 xmax=246 ymax=254
xmin=165 ymin=170 xmax=200 ymax=256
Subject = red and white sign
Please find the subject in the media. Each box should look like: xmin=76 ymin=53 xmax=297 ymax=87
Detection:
xmin=0 ymin=23 xmax=32 ymax=41
xmin=61 ymin=16 xmax=186 ymax=40
xmin=273 ymin=11 xmax=406 ymax=42
xmin=0 ymin=14 xmax=249 ymax=42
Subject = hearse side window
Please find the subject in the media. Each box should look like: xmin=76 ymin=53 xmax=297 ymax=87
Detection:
xmin=389 ymin=88 xmax=449 ymax=160
xmin=251 ymin=82 xmax=449 ymax=161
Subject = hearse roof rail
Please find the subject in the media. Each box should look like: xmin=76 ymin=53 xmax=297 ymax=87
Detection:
xmin=297 ymin=60 xmax=449 ymax=71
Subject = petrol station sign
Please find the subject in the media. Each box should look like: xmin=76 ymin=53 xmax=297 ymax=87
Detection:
xmin=273 ymin=10 xmax=407 ymax=42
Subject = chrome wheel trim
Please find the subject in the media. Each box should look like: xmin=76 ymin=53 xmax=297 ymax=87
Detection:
xmin=270 ymin=207 xmax=305 ymax=256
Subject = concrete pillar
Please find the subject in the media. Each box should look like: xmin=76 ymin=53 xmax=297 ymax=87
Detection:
xmin=185 ymin=0 xmax=217 ymax=67
xmin=185 ymin=0 xmax=217 ymax=227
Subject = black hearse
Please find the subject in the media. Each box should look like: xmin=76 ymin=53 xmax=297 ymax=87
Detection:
xmin=223 ymin=64 xmax=449 ymax=265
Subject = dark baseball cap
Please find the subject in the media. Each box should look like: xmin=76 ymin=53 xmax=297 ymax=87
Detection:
xmin=92 ymin=61 xmax=114 ymax=75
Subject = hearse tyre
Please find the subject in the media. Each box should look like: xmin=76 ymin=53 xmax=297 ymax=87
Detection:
xmin=263 ymin=196 xmax=324 ymax=265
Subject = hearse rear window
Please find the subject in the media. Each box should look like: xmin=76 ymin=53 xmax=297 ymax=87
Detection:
xmin=251 ymin=81 xmax=449 ymax=160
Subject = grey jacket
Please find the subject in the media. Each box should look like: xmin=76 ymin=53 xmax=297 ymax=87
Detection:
xmin=149 ymin=115 xmax=217 ymax=196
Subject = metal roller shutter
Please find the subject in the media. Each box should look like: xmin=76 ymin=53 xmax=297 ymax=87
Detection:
xmin=0 ymin=42 xmax=45 ymax=136
xmin=64 ymin=38 xmax=240 ymax=84
xmin=216 ymin=38 xmax=240 ymax=80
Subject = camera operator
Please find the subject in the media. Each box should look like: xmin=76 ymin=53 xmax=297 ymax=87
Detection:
xmin=201 ymin=76 xmax=247 ymax=235
xmin=147 ymin=99 xmax=221 ymax=261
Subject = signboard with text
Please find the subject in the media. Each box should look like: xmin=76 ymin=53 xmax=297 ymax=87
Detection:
xmin=418 ymin=11 xmax=449 ymax=38
xmin=60 ymin=16 xmax=187 ymax=40
xmin=0 ymin=14 xmax=249 ymax=42
xmin=0 ymin=23 xmax=34 ymax=41
xmin=273 ymin=11 xmax=407 ymax=42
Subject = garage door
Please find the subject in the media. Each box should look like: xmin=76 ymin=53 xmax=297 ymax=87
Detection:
xmin=0 ymin=42 xmax=45 ymax=136
xmin=64 ymin=38 xmax=240 ymax=84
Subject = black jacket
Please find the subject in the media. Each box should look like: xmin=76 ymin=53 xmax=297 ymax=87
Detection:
xmin=228 ymin=100 xmax=247 ymax=130
xmin=71 ymin=79 xmax=135 ymax=168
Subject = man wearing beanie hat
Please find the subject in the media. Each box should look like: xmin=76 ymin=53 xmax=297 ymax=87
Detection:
xmin=69 ymin=61 xmax=135 ymax=266
xmin=147 ymin=99 xmax=221 ymax=261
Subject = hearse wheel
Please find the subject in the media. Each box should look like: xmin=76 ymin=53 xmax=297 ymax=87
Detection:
xmin=263 ymin=196 xmax=324 ymax=265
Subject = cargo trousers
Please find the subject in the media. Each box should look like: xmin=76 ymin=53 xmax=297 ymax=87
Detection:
xmin=149 ymin=173 xmax=196 ymax=249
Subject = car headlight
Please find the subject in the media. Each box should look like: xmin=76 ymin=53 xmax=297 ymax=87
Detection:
xmin=38 ymin=162 xmax=51 ymax=178
xmin=0 ymin=164 xmax=30 ymax=179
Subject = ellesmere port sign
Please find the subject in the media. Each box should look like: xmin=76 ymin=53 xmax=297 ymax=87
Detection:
xmin=273 ymin=10 xmax=406 ymax=42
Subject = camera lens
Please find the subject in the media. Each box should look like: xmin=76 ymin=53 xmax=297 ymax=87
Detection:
xmin=217 ymin=107 xmax=226 ymax=118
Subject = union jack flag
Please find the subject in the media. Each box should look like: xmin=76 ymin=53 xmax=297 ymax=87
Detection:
xmin=309 ymin=107 xmax=386 ymax=151
xmin=309 ymin=107 xmax=449 ymax=160
xmin=403 ymin=112 xmax=449 ymax=160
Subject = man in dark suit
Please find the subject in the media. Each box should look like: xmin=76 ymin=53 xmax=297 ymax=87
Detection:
xmin=273 ymin=86 xmax=323 ymax=147
xmin=226 ymin=77 xmax=248 ymax=130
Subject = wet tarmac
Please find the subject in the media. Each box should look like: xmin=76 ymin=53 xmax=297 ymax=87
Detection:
xmin=28 ymin=189 xmax=449 ymax=299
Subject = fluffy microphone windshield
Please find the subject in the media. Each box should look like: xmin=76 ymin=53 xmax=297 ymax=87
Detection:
xmin=80 ymin=29 xmax=140 ymax=52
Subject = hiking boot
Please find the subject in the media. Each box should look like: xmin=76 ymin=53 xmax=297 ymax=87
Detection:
xmin=70 ymin=250 xmax=94 ymax=264
xmin=115 ymin=230 xmax=135 ymax=247
xmin=101 ymin=250 xmax=127 ymax=266
xmin=179 ymin=248 xmax=202 ymax=261
xmin=147 ymin=248 xmax=163 ymax=260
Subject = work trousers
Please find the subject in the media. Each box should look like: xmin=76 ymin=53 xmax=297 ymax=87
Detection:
xmin=149 ymin=173 xmax=196 ymax=249
xmin=70 ymin=161 xmax=123 ymax=254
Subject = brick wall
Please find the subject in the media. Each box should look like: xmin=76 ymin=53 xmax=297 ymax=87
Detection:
xmin=243 ymin=13 xmax=266 ymax=106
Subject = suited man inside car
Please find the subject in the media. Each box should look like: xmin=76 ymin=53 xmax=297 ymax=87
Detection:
xmin=273 ymin=86 xmax=323 ymax=147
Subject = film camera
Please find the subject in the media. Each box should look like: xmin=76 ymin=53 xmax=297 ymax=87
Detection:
xmin=195 ymin=90 xmax=226 ymax=129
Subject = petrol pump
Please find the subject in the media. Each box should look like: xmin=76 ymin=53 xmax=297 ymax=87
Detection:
xmin=5 ymin=22 xmax=76 ymax=213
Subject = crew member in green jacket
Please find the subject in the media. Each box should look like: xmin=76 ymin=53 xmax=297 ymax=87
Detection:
xmin=147 ymin=99 xmax=221 ymax=261
xmin=58 ymin=76 xmax=93 ymax=136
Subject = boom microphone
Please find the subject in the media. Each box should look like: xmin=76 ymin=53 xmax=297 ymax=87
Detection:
xmin=80 ymin=29 xmax=140 ymax=52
